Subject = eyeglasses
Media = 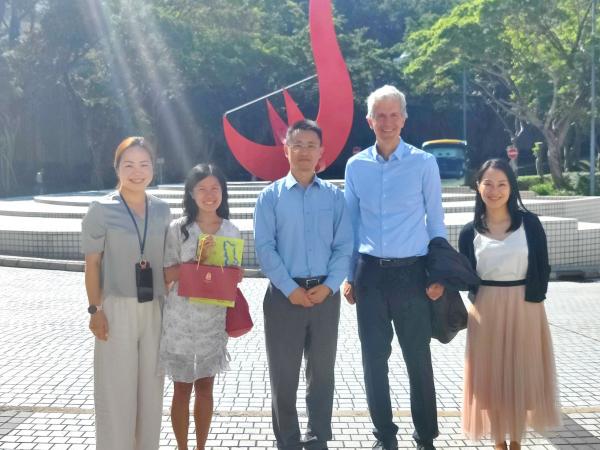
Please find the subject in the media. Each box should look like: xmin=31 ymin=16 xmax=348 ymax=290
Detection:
xmin=288 ymin=143 xmax=320 ymax=152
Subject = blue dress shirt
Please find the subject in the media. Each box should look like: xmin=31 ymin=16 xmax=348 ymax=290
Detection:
xmin=254 ymin=172 xmax=354 ymax=297
xmin=344 ymin=140 xmax=447 ymax=281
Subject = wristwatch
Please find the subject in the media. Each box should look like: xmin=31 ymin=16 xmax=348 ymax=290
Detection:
xmin=87 ymin=304 xmax=103 ymax=315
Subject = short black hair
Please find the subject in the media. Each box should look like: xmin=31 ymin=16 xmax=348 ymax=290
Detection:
xmin=285 ymin=119 xmax=323 ymax=145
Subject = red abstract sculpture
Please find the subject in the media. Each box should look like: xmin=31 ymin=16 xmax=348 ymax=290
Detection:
xmin=223 ymin=0 xmax=354 ymax=181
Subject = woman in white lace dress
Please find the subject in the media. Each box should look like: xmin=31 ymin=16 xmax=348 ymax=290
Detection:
xmin=160 ymin=164 xmax=242 ymax=450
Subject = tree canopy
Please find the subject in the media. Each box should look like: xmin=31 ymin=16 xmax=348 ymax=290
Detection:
xmin=403 ymin=0 xmax=596 ymax=186
xmin=0 ymin=0 xmax=594 ymax=194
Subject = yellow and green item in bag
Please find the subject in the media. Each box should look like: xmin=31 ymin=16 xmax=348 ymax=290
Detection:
xmin=189 ymin=234 xmax=244 ymax=307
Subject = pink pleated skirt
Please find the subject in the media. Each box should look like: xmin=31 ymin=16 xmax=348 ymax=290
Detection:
xmin=462 ymin=285 xmax=561 ymax=442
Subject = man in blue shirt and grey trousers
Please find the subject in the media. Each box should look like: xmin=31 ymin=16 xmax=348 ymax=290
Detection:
xmin=254 ymin=119 xmax=353 ymax=450
xmin=343 ymin=85 xmax=447 ymax=450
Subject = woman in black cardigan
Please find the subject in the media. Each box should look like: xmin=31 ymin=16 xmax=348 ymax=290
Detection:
xmin=459 ymin=159 xmax=560 ymax=450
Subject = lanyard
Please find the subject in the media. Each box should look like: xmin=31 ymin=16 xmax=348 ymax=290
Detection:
xmin=120 ymin=194 xmax=149 ymax=262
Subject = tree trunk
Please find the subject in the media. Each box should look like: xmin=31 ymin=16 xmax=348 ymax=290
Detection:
xmin=546 ymin=140 xmax=563 ymax=187
xmin=543 ymin=128 xmax=569 ymax=188
xmin=0 ymin=114 xmax=18 ymax=195
xmin=540 ymin=115 xmax=575 ymax=189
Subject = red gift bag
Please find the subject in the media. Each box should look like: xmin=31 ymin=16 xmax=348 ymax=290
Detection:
xmin=226 ymin=288 xmax=253 ymax=338
xmin=177 ymin=263 xmax=241 ymax=303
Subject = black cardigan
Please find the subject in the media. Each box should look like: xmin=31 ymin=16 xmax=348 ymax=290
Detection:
xmin=458 ymin=211 xmax=551 ymax=302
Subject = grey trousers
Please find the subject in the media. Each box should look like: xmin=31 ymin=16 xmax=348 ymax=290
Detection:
xmin=263 ymin=283 xmax=341 ymax=450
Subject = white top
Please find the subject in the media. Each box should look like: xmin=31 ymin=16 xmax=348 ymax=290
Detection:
xmin=474 ymin=224 xmax=528 ymax=281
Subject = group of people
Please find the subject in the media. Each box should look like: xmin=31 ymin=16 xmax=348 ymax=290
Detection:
xmin=82 ymin=85 xmax=561 ymax=450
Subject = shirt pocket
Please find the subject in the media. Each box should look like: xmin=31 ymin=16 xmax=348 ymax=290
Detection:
xmin=318 ymin=208 xmax=334 ymax=245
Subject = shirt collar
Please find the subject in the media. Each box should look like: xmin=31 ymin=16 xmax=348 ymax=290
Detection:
xmin=369 ymin=139 xmax=407 ymax=162
xmin=284 ymin=172 xmax=321 ymax=190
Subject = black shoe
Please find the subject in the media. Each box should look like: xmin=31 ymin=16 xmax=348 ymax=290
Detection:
xmin=416 ymin=444 xmax=436 ymax=450
xmin=301 ymin=437 xmax=328 ymax=449
xmin=372 ymin=440 xmax=398 ymax=450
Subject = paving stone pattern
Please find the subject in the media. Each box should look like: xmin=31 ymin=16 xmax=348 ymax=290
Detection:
xmin=1 ymin=267 xmax=599 ymax=449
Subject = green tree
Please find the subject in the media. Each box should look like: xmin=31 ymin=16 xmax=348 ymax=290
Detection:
xmin=0 ymin=0 xmax=39 ymax=194
xmin=403 ymin=0 xmax=595 ymax=187
xmin=0 ymin=0 xmax=471 ymax=192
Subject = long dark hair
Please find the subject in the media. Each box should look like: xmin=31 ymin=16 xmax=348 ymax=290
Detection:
xmin=181 ymin=164 xmax=230 ymax=241
xmin=473 ymin=158 xmax=530 ymax=233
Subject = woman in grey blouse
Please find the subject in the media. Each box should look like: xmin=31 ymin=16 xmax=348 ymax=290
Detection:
xmin=81 ymin=137 xmax=171 ymax=450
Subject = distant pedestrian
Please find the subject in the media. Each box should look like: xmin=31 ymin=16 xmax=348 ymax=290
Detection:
xmin=459 ymin=158 xmax=561 ymax=450
xmin=35 ymin=169 xmax=44 ymax=195
xmin=81 ymin=137 xmax=171 ymax=450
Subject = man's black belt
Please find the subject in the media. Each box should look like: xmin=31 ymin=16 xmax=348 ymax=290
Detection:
xmin=360 ymin=253 xmax=423 ymax=268
xmin=293 ymin=276 xmax=326 ymax=289
xmin=480 ymin=279 xmax=526 ymax=286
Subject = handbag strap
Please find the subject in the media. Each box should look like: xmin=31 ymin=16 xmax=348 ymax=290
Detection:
xmin=196 ymin=235 xmax=224 ymax=272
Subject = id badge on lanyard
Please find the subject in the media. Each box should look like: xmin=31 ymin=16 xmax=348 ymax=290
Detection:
xmin=121 ymin=195 xmax=154 ymax=302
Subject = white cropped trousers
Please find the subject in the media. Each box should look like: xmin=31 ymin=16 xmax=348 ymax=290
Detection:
xmin=94 ymin=295 xmax=164 ymax=450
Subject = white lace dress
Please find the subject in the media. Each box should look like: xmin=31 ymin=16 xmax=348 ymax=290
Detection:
xmin=159 ymin=217 xmax=241 ymax=382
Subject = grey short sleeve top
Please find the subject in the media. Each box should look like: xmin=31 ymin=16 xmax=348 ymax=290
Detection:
xmin=81 ymin=192 xmax=172 ymax=299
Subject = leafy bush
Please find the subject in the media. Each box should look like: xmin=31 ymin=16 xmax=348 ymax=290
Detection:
xmin=530 ymin=182 xmax=555 ymax=196
xmin=575 ymin=174 xmax=600 ymax=196
xmin=517 ymin=175 xmax=545 ymax=191
xmin=516 ymin=172 xmax=596 ymax=196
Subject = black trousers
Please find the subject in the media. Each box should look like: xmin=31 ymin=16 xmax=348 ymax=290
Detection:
xmin=264 ymin=283 xmax=341 ymax=450
xmin=354 ymin=254 xmax=439 ymax=446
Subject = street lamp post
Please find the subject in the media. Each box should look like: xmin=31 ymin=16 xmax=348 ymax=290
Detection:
xmin=591 ymin=0 xmax=597 ymax=196
xmin=462 ymin=67 xmax=467 ymax=142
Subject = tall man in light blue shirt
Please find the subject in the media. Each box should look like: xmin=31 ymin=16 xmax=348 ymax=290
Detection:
xmin=343 ymin=86 xmax=446 ymax=450
xmin=254 ymin=119 xmax=353 ymax=450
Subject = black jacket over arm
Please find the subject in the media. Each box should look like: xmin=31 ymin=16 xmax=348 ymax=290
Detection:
xmin=458 ymin=211 xmax=551 ymax=303
xmin=426 ymin=237 xmax=480 ymax=343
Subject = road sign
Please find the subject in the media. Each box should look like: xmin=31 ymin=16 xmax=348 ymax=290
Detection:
xmin=507 ymin=146 xmax=519 ymax=160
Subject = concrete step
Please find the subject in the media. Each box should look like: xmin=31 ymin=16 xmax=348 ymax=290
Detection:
xmin=1 ymin=181 xmax=599 ymax=272
xmin=148 ymin=189 xmax=265 ymax=199
xmin=0 ymin=201 xmax=256 ymax=220
xmin=32 ymin=195 xmax=259 ymax=208
xmin=1 ymin=211 xmax=595 ymax=271
xmin=5 ymin=194 xmax=600 ymax=223
xmin=159 ymin=182 xmax=271 ymax=191
xmin=0 ymin=215 xmax=259 ymax=266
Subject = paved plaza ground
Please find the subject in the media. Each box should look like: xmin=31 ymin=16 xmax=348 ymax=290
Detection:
xmin=0 ymin=267 xmax=599 ymax=449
